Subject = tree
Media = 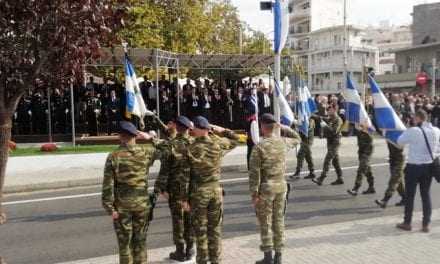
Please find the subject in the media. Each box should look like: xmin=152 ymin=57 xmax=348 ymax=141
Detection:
xmin=0 ymin=0 xmax=128 ymax=224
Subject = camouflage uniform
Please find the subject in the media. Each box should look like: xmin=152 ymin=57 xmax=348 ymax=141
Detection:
xmin=384 ymin=142 xmax=405 ymax=198
xmin=296 ymin=118 xmax=315 ymax=174
xmin=318 ymin=115 xmax=343 ymax=181
xmin=249 ymin=127 xmax=300 ymax=253
xmin=102 ymin=143 xmax=161 ymax=264
xmin=155 ymin=132 xmax=194 ymax=255
xmin=185 ymin=131 xmax=239 ymax=264
xmin=353 ymin=130 xmax=374 ymax=189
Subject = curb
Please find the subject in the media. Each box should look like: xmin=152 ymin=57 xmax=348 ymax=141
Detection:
xmin=3 ymin=163 xmax=249 ymax=194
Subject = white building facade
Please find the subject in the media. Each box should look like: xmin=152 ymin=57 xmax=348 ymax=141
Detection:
xmin=363 ymin=25 xmax=412 ymax=75
xmin=288 ymin=0 xmax=344 ymax=65
xmin=308 ymin=25 xmax=379 ymax=94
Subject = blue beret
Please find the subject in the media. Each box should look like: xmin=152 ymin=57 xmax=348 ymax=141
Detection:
xmin=119 ymin=121 xmax=138 ymax=136
xmin=260 ymin=113 xmax=277 ymax=124
xmin=176 ymin=116 xmax=192 ymax=129
xmin=193 ymin=116 xmax=210 ymax=130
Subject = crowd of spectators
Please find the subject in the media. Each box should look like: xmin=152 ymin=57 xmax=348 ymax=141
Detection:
xmin=12 ymin=75 xmax=440 ymax=137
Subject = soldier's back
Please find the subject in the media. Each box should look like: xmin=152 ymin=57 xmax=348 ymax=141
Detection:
xmin=188 ymin=135 xmax=224 ymax=185
xmin=109 ymin=143 xmax=158 ymax=210
xmin=254 ymin=137 xmax=289 ymax=194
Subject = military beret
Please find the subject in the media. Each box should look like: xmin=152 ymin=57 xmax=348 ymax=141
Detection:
xmin=119 ymin=121 xmax=138 ymax=136
xmin=193 ymin=116 xmax=210 ymax=130
xmin=260 ymin=113 xmax=277 ymax=124
xmin=176 ymin=116 xmax=192 ymax=129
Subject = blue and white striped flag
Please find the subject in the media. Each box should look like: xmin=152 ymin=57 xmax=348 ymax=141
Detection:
xmin=124 ymin=54 xmax=148 ymax=119
xmin=297 ymin=82 xmax=317 ymax=136
xmin=303 ymin=82 xmax=317 ymax=114
xmin=344 ymin=75 xmax=375 ymax=132
xmin=274 ymin=79 xmax=295 ymax=126
xmin=273 ymin=0 xmax=289 ymax=54
xmin=368 ymin=76 xmax=406 ymax=143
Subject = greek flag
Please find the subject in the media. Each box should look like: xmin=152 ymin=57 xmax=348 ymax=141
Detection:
xmin=304 ymin=82 xmax=317 ymax=114
xmin=249 ymin=93 xmax=260 ymax=144
xmin=124 ymin=54 xmax=148 ymax=119
xmin=274 ymin=79 xmax=295 ymax=126
xmin=273 ymin=0 xmax=289 ymax=54
xmin=297 ymin=82 xmax=317 ymax=136
xmin=368 ymin=76 xmax=406 ymax=143
xmin=344 ymin=75 xmax=375 ymax=132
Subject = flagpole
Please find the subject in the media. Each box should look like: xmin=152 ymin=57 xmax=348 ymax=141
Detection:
xmin=343 ymin=0 xmax=348 ymax=92
xmin=274 ymin=53 xmax=281 ymax=124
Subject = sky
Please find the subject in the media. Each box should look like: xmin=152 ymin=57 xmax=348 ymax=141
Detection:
xmin=230 ymin=0 xmax=439 ymax=34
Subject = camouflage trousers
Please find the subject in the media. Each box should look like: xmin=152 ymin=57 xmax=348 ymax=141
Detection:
xmin=296 ymin=143 xmax=314 ymax=172
xmin=354 ymin=153 xmax=374 ymax=188
xmin=384 ymin=160 xmax=405 ymax=198
xmin=113 ymin=209 xmax=149 ymax=264
xmin=256 ymin=192 xmax=286 ymax=252
xmin=191 ymin=186 xmax=223 ymax=264
xmin=321 ymin=142 xmax=342 ymax=179
xmin=169 ymin=193 xmax=194 ymax=246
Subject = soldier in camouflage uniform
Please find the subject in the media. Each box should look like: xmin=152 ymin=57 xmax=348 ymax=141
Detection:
xmin=155 ymin=116 xmax=195 ymax=261
xmin=102 ymin=121 xmax=161 ymax=264
xmin=313 ymin=105 xmax=344 ymax=186
xmin=375 ymin=142 xmax=406 ymax=208
xmin=181 ymin=116 xmax=239 ymax=264
xmin=249 ymin=114 xmax=300 ymax=264
xmin=290 ymin=117 xmax=315 ymax=180
xmin=348 ymin=125 xmax=376 ymax=196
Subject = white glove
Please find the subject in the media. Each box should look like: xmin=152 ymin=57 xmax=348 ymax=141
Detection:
xmin=145 ymin=110 xmax=155 ymax=116
xmin=320 ymin=121 xmax=328 ymax=127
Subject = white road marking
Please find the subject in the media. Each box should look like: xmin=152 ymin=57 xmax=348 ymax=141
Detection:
xmin=3 ymin=163 xmax=389 ymax=206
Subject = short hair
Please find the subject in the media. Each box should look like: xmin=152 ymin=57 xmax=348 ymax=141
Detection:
xmin=415 ymin=110 xmax=428 ymax=121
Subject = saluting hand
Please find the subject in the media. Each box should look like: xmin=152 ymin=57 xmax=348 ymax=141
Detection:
xmin=211 ymin=125 xmax=226 ymax=134
xmin=137 ymin=131 xmax=152 ymax=140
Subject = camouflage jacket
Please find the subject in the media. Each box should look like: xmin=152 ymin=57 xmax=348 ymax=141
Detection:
xmin=155 ymin=132 xmax=194 ymax=196
xmin=102 ymin=143 xmax=162 ymax=214
xmin=300 ymin=118 xmax=315 ymax=145
xmin=357 ymin=130 xmax=374 ymax=156
xmin=387 ymin=141 xmax=405 ymax=163
xmin=323 ymin=115 xmax=343 ymax=143
xmin=184 ymin=130 xmax=239 ymax=200
xmin=249 ymin=127 xmax=300 ymax=195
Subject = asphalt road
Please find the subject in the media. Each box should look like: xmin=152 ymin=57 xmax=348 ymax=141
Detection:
xmin=2 ymin=158 xmax=440 ymax=264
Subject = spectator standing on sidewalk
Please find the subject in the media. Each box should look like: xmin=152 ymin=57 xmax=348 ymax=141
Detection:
xmin=396 ymin=110 xmax=440 ymax=233
xmin=249 ymin=114 xmax=300 ymax=264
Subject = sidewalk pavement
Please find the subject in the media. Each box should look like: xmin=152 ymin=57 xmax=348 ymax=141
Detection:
xmin=4 ymin=137 xmax=387 ymax=193
xmin=58 ymin=209 xmax=440 ymax=264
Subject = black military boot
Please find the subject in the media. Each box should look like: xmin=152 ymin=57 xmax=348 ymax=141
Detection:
xmin=256 ymin=251 xmax=273 ymax=264
xmin=274 ymin=252 xmax=282 ymax=264
xmin=169 ymin=243 xmax=186 ymax=262
xmin=312 ymin=175 xmax=325 ymax=186
xmin=304 ymin=171 xmax=316 ymax=179
xmin=330 ymin=178 xmax=344 ymax=185
xmin=362 ymin=186 xmax=376 ymax=195
xmin=289 ymin=169 xmax=301 ymax=181
xmin=185 ymin=243 xmax=195 ymax=260
xmin=375 ymin=195 xmax=391 ymax=209
xmin=347 ymin=185 xmax=360 ymax=196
